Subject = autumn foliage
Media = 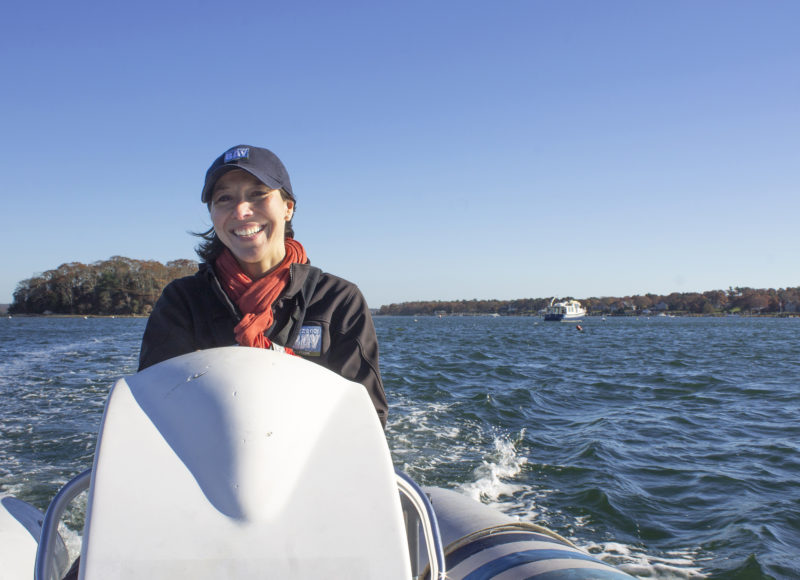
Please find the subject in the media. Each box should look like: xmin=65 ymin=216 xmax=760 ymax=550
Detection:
xmin=10 ymin=257 xmax=198 ymax=315
xmin=378 ymin=287 xmax=800 ymax=317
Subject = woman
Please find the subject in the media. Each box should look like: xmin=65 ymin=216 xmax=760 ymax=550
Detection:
xmin=139 ymin=145 xmax=387 ymax=427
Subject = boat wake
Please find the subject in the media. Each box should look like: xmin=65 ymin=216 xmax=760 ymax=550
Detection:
xmin=459 ymin=429 xmax=528 ymax=503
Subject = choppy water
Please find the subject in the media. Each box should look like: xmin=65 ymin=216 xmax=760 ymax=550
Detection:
xmin=1 ymin=315 xmax=798 ymax=578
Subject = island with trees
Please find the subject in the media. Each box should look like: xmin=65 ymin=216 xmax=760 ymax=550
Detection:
xmin=9 ymin=257 xmax=198 ymax=316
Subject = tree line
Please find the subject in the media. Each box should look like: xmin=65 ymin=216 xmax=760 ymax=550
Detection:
xmin=10 ymin=257 xmax=198 ymax=316
xmin=377 ymin=287 xmax=800 ymax=316
xmin=10 ymin=259 xmax=799 ymax=318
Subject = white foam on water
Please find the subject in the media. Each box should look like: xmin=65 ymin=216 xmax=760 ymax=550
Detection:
xmin=0 ymin=481 xmax=30 ymax=499
xmin=459 ymin=429 xmax=528 ymax=503
xmin=389 ymin=400 xmax=459 ymax=463
xmin=446 ymin=430 xmax=709 ymax=580
xmin=583 ymin=541 xmax=707 ymax=579
xmin=59 ymin=522 xmax=83 ymax=564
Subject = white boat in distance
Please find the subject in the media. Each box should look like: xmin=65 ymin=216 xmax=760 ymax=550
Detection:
xmin=542 ymin=298 xmax=586 ymax=321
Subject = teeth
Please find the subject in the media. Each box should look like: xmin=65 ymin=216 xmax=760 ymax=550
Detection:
xmin=234 ymin=225 xmax=264 ymax=237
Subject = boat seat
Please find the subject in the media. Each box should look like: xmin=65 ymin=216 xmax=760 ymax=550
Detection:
xmin=78 ymin=347 xmax=412 ymax=579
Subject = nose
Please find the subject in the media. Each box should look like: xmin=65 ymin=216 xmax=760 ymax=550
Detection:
xmin=233 ymin=200 xmax=253 ymax=219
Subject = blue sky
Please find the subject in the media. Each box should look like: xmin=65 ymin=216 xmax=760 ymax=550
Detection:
xmin=2 ymin=1 xmax=798 ymax=308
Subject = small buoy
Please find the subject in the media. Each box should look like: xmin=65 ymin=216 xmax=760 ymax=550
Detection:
xmin=576 ymin=325 xmax=583 ymax=331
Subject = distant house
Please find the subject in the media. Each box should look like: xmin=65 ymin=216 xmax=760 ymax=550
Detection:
xmin=610 ymin=301 xmax=635 ymax=314
xmin=654 ymin=302 xmax=669 ymax=311
xmin=0 ymin=304 xmax=7 ymax=314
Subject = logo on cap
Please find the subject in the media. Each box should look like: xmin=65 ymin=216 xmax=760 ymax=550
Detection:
xmin=224 ymin=147 xmax=250 ymax=163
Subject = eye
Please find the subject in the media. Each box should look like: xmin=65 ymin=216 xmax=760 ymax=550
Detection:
xmin=212 ymin=193 xmax=232 ymax=205
xmin=249 ymin=189 xmax=270 ymax=201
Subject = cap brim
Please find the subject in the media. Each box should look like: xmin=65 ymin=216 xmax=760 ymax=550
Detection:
xmin=201 ymin=166 xmax=284 ymax=203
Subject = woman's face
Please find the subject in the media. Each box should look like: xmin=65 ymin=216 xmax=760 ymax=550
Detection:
xmin=210 ymin=169 xmax=295 ymax=278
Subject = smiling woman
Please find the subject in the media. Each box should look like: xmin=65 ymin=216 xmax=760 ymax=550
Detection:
xmin=208 ymin=171 xmax=295 ymax=278
xmin=138 ymin=145 xmax=388 ymax=425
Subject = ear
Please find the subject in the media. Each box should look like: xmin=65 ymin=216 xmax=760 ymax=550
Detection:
xmin=285 ymin=200 xmax=295 ymax=221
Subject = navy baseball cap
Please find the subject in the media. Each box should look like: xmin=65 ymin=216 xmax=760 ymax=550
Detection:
xmin=201 ymin=145 xmax=294 ymax=203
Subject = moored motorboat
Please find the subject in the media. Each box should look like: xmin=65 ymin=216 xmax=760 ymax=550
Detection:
xmin=542 ymin=298 xmax=586 ymax=321
xmin=0 ymin=348 xmax=633 ymax=579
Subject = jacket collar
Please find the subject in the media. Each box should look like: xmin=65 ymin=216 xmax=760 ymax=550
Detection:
xmin=201 ymin=261 xmax=315 ymax=302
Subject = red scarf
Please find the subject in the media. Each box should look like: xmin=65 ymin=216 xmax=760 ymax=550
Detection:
xmin=214 ymin=238 xmax=308 ymax=351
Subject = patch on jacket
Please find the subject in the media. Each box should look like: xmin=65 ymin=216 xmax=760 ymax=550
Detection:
xmin=293 ymin=325 xmax=322 ymax=356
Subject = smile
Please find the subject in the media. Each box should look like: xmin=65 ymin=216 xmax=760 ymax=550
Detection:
xmin=233 ymin=225 xmax=265 ymax=238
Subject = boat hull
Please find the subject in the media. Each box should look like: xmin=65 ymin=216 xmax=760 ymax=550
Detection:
xmin=420 ymin=487 xmax=633 ymax=579
xmin=543 ymin=313 xmax=584 ymax=321
xmin=0 ymin=496 xmax=69 ymax=579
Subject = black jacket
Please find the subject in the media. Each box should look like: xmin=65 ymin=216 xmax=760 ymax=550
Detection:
xmin=139 ymin=262 xmax=387 ymax=427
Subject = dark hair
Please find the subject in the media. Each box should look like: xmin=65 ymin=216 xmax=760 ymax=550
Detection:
xmin=194 ymin=188 xmax=296 ymax=264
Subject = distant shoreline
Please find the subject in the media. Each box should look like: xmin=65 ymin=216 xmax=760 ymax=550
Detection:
xmin=6 ymin=312 xmax=796 ymax=320
xmin=371 ymin=312 xmax=798 ymax=318
xmin=3 ymin=313 xmax=147 ymax=319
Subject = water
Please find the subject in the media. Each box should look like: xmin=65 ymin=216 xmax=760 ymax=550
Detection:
xmin=1 ymin=315 xmax=798 ymax=578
